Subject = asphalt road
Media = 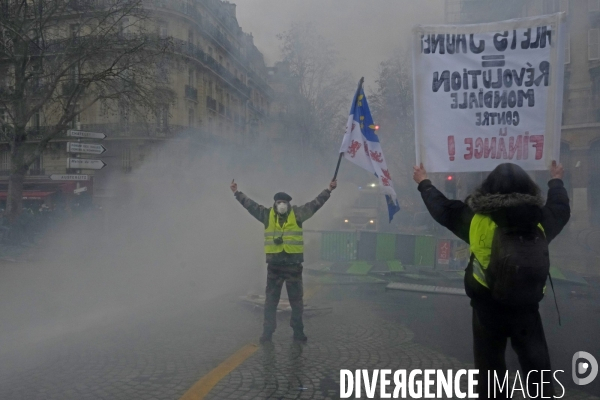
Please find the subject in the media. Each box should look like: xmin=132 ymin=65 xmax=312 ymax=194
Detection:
xmin=0 ymin=268 xmax=598 ymax=399
xmin=363 ymin=281 xmax=600 ymax=398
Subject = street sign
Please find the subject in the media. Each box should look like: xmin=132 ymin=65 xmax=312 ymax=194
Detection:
xmin=67 ymin=142 xmax=106 ymax=155
xmin=74 ymin=186 xmax=88 ymax=194
xmin=50 ymin=174 xmax=90 ymax=181
xmin=67 ymin=158 xmax=106 ymax=170
xmin=66 ymin=130 xmax=106 ymax=140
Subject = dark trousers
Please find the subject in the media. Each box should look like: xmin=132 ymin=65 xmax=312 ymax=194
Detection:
xmin=263 ymin=263 xmax=304 ymax=335
xmin=472 ymin=305 xmax=554 ymax=399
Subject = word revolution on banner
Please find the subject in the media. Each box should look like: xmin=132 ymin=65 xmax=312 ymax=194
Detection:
xmin=413 ymin=14 xmax=566 ymax=172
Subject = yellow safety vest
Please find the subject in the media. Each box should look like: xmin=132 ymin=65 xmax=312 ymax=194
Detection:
xmin=469 ymin=214 xmax=545 ymax=289
xmin=264 ymin=208 xmax=304 ymax=254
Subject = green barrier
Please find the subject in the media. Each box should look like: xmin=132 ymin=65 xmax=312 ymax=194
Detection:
xmin=549 ymin=266 xmax=566 ymax=280
xmin=321 ymin=232 xmax=357 ymax=261
xmin=414 ymin=236 xmax=436 ymax=266
xmin=386 ymin=260 xmax=404 ymax=272
xmin=346 ymin=261 xmax=372 ymax=275
xmin=376 ymin=233 xmax=396 ymax=261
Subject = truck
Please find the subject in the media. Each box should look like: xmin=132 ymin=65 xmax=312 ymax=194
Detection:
xmin=336 ymin=184 xmax=381 ymax=232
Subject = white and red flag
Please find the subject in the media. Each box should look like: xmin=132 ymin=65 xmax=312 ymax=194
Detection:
xmin=339 ymin=80 xmax=401 ymax=222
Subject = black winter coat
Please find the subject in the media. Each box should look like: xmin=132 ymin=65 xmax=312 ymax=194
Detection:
xmin=417 ymin=178 xmax=570 ymax=309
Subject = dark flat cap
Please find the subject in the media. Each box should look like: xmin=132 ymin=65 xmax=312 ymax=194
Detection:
xmin=274 ymin=192 xmax=292 ymax=202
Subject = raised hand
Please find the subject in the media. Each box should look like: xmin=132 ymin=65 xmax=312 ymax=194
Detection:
xmin=550 ymin=160 xmax=564 ymax=180
xmin=413 ymin=163 xmax=428 ymax=184
xmin=230 ymin=179 xmax=238 ymax=193
xmin=329 ymin=180 xmax=337 ymax=191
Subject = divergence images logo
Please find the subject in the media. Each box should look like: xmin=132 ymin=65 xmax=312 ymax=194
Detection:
xmin=572 ymin=351 xmax=598 ymax=386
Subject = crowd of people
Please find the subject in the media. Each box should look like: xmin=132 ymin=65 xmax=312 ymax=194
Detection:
xmin=0 ymin=204 xmax=62 ymax=245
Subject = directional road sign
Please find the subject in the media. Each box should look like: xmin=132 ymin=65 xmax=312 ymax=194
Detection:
xmin=67 ymin=142 xmax=106 ymax=155
xmin=67 ymin=158 xmax=106 ymax=170
xmin=50 ymin=174 xmax=90 ymax=181
xmin=66 ymin=130 xmax=106 ymax=140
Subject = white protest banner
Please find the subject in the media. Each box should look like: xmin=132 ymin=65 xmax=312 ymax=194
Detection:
xmin=413 ymin=13 xmax=566 ymax=172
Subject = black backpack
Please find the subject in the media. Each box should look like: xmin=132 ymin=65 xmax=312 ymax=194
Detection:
xmin=486 ymin=225 xmax=549 ymax=306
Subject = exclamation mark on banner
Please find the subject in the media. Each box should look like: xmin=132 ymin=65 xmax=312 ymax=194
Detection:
xmin=448 ymin=136 xmax=456 ymax=161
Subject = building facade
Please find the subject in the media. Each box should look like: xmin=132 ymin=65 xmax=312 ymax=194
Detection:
xmin=0 ymin=0 xmax=273 ymax=209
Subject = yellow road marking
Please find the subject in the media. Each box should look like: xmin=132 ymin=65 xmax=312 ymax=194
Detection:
xmin=179 ymin=283 xmax=322 ymax=399
xmin=179 ymin=343 xmax=258 ymax=400
xmin=303 ymin=283 xmax=321 ymax=300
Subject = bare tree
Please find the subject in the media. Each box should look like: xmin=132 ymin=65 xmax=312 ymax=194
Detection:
xmin=0 ymin=0 xmax=172 ymax=221
xmin=276 ymin=22 xmax=352 ymax=153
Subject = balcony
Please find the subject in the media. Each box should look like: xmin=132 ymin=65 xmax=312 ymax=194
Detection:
xmin=29 ymin=168 xmax=45 ymax=176
xmin=185 ymin=85 xmax=198 ymax=101
xmin=61 ymin=81 xmax=82 ymax=96
xmin=247 ymin=101 xmax=267 ymax=117
xmin=148 ymin=0 xmax=242 ymax=61
xmin=206 ymin=96 xmax=217 ymax=111
xmin=146 ymin=1 xmax=273 ymax=94
xmin=231 ymin=113 xmax=246 ymax=127
xmin=247 ymin=69 xmax=273 ymax=98
xmin=171 ymin=38 xmax=252 ymax=98
xmin=77 ymin=123 xmax=186 ymax=138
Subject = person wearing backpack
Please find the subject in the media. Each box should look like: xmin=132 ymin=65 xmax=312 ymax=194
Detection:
xmin=413 ymin=161 xmax=570 ymax=399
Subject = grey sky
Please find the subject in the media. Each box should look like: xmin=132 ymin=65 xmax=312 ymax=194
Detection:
xmin=235 ymin=0 xmax=445 ymax=89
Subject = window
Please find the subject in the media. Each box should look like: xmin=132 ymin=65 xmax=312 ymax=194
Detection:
xmin=188 ymin=68 xmax=194 ymax=86
xmin=70 ymin=104 xmax=80 ymax=129
xmin=119 ymin=99 xmax=130 ymax=124
xmin=121 ymin=147 xmax=131 ymax=173
xmin=188 ymin=108 xmax=194 ymax=127
xmin=188 ymin=28 xmax=194 ymax=44
xmin=70 ymin=115 xmax=80 ymax=129
xmin=590 ymin=0 xmax=600 ymax=12
xmin=158 ymin=22 xmax=168 ymax=38
xmin=70 ymin=24 xmax=79 ymax=40
xmin=30 ymin=155 xmax=43 ymax=175
xmin=32 ymin=112 xmax=40 ymax=130
xmin=99 ymin=100 xmax=109 ymax=117
xmin=0 ymin=150 xmax=9 ymax=172
xmin=219 ymin=55 xmax=223 ymax=64
xmin=591 ymin=141 xmax=600 ymax=226
xmin=120 ymin=18 xmax=130 ymax=37
xmin=70 ymin=64 xmax=80 ymax=84
xmin=565 ymin=33 xmax=570 ymax=64
xmin=0 ymin=108 xmax=8 ymax=125
xmin=156 ymin=104 xmax=168 ymax=130
xmin=537 ymin=0 xmax=564 ymax=13
xmin=156 ymin=60 xmax=168 ymax=82
xmin=589 ymin=29 xmax=600 ymax=60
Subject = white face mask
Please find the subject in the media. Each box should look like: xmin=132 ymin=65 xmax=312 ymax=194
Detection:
xmin=276 ymin=202 xmax=288 ymax=214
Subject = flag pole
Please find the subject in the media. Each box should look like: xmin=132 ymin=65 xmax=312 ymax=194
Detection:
xmin=332 ymin=152 xmax=343 ymax=181
xmin=333 ymin=77 xmax=365 ymax=181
